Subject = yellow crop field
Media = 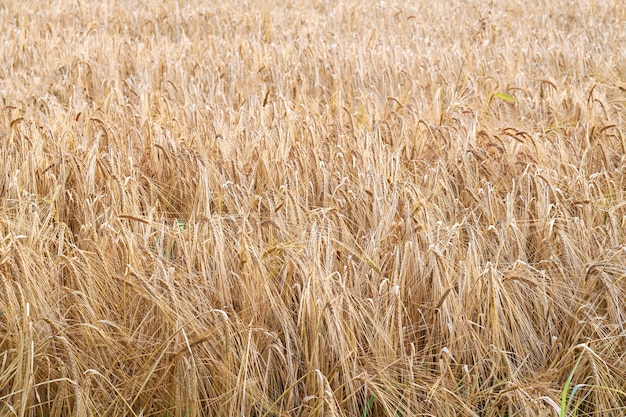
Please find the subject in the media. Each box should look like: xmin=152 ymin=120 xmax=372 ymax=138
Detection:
xmin=1 ymin=0 xmax=625 ymax=415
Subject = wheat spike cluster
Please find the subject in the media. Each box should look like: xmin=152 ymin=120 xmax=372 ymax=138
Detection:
xmin=0 ymin=0 xmax=625 ymax=416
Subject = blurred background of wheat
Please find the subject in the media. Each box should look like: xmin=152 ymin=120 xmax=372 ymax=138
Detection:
xmin=0 ymin=1 xmax=625 ymax=416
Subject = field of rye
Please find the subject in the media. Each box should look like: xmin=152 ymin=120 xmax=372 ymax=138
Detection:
xmin=1 ymin=0 xmax=625 ymax=416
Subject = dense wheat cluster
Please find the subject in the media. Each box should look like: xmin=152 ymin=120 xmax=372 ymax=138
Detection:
xmin=0 ymin=0 xmax=625 ymax=416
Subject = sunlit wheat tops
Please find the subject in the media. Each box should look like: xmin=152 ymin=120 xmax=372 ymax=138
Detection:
xmin=0 ymin=0 xmax=625 ymax=416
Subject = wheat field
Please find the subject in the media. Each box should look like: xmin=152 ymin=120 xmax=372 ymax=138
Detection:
xmin=0 ymin=0 xmax=625 ymax=416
